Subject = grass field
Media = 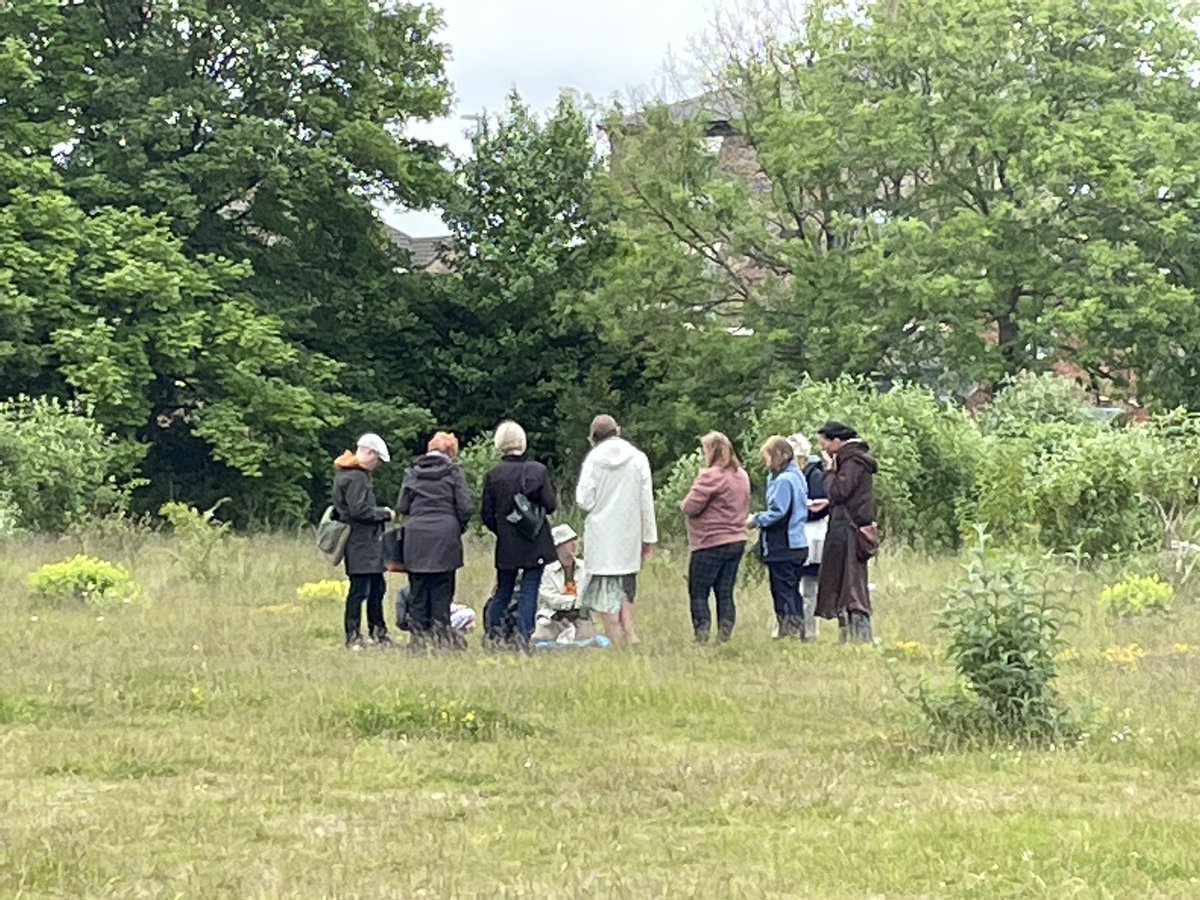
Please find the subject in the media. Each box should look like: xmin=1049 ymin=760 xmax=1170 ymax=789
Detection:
xmin=2 ymin=533 xmax=1199 ymax=898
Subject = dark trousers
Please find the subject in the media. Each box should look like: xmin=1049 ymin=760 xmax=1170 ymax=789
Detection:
xmin=407 ymin=571 xmax=455 ymax=648
xmin=488 ymin=566 xmax=544 ymax=641
xmin=688 ymin=541 xmax=744 ymax=641
xmin=767 ymin=559 xmax=805 ymax=638
xmin=345 ymin=573 xmax=387 ymax=641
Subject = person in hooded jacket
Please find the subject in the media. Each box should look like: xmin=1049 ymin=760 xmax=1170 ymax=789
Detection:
xmin=397 ymin=431 xmax=472 ymax=650
xmin=331 ymin=433 xmax=395 ymax=649
xmin=575 ymin=415 xmax=657 ymax=646
xmin=481 ymin=420 xmax=558 ymax=647
xmin=748 ymin=436 xmax=810 ymax=639
xmin=814 ymin=421 xmax=879 ymax=643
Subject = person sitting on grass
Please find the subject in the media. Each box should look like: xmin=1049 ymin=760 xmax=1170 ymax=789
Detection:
xmin=532 ymin=524 xmax=598 ymax=642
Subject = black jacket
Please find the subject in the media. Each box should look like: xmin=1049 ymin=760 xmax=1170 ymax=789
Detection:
xmin=331 ymin=453 xmax=391 ymax=575
xmin=397 ymin=454 xmax=472 ymax=573
xmin=481 ymin=455 xmax=557 ymax=569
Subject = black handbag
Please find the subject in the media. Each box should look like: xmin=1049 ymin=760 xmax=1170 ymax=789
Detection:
xmin=382 ymin=525 xmax=406 ymax=572
xmin=506 ymin=463 xmax=546 ymax=541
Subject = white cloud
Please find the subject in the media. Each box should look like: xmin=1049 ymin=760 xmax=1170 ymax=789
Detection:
xmin=386 ymin=0 xmax=714 ymax=235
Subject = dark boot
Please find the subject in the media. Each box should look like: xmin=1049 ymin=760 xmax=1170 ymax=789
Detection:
xmin=694 ymin=627 xmax=710 ymax=645
xmin=716 ymin=621 xmax=734 ymax=643
xmin=838 ymin=614 xmax=849 ymax=644
xmin=849 ymin=612 xmax=873 ymax=643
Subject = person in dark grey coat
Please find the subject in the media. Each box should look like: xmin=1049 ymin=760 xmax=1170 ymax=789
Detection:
xmin=396 ymin=431 xmax=472 ymax=650
xmin=331 ymin=433 xmax=394 ymax=649
xmin=481 ymin=420 xmax=557 ymax=645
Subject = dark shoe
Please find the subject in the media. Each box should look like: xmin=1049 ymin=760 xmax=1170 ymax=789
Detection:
xmin=345 ymin=633 xmax=365 ymax=651
xmin=849 ymin=612 xmax=873 ymax=643
xmin=716 ymin=621 xmax=734 ymax=643
xmin=694 ymin=627 xmax=710 ymax=645
xmin=838 ymin=614 xmax=849 ymax=644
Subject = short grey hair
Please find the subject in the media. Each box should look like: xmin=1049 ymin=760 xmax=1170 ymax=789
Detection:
xmin=494 ymin=420 xmax=527 ymax=455
xmin=788 ymin=433 xmax=812 ymax=460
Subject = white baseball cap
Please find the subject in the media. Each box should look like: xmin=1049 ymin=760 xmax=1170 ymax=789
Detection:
xmin=356 ymin=433 xmax=391 ymax=463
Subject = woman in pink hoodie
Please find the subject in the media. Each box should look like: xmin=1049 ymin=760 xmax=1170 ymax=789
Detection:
xmin=680 ymin=432 xmax=752 ymax=643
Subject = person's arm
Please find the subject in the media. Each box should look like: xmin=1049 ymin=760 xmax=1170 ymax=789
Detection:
xmin=824 ymin=457 xmax=863 ymax=505
xmin=453 ymin=467 xmax=473 ymax=532
xmin=680 ymin=469 xmax=716 ymax=518
xmin=481 ymin=470 xmax=498 ymax=534
xmin=575 ymin=454 xmax=597 ymax=512
xmin=806 ymin=467 xmax=830 ymax=515
xmin=395 ymin=475 xmax=412 ymax=518
xmin=342 ymin=473 xmax=389 ymax=523
xmin=538 ymin=565 xmax=574 ymax=610
xmin=639 ymin=454 xmax=658 ymax=547
xmin=752 ymin=476 xmax=788 ymax=528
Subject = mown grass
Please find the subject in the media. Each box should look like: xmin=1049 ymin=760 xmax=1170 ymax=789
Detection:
xmin=1 ymin=533 xmax=1199 ymax=898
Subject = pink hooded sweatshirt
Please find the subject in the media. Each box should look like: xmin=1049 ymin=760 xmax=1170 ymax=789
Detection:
xmin=680 ymin=465 xmax=752 ymax=551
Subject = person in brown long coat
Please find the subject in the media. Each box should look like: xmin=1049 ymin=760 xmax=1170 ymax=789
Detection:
xmin=814 ymin=421 xmax=878 ymax=643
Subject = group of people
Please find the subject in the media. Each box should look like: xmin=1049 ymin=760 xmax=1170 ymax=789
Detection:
xmin=329 ymin=413 xmax=877 ymax=652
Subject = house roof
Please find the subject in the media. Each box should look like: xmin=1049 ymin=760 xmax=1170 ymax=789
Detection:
xmin=383 ymin=223 xmax=451 ymax=269
xmin=617 ymin=91 xmax=742 ymax=136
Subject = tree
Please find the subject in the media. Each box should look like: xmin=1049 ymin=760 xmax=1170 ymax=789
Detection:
xmin=407 ymin=92 xmax=616 ymax=468
xmin=623 ymin=0 xmax=1200 ymax=405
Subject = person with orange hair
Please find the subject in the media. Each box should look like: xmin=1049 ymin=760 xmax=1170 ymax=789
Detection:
xmin=397 ymin=431 xmax=472 ymax=650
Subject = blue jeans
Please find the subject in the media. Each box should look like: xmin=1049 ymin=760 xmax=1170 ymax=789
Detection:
xmin=488 ymin=567 xmax=544 ymax=640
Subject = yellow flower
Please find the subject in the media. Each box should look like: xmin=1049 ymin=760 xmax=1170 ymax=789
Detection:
xmin=1101 ymin=643 xmax=1146 ymax=673
xmin=1170 ymin=643 xmax=1193 ymax=655
xmin=1055 ymin=647 xmax=1081 ymax=663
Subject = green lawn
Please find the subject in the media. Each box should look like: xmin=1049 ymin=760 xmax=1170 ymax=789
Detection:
xmin=1 ymin=535 xmax=1198 ymax=898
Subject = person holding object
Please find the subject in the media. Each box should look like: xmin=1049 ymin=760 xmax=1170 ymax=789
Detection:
xmin=789 ymin=433 xmax=830 ymax=641
xmin=575 ymin=415 xmax=657 ymax=646
xmin=481 ymin=420 xmax=558 ymax=648
xmin=680 ymin=431 xmax=751 ymax=643
xmin=331 ymin=433 xmax=394 ymax=649
xmin=397 ymin=431 xmax=472 ymax=651
xmin=747 ymin=436 xmax=809 ymax=639
xmin=814 ymin=421 xmax=878 ymax=643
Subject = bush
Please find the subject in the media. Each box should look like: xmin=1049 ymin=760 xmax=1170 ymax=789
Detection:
xmin=0 ymin=396 xmax=136 ymax=532
xmin=749 ymin=377 xmax=981 ymax=549
xmin=159 ymin=500 xmax=231 ymax=580
xmin=338 ymin=694 xmax=536 ymax=742
xmin=1099 ymin=574 xmax=1175 ymax=618
xmin=27 ymin=555 xmax=147 ymax=609
xmin=907 ymin=531 xmax=1079 ymax=747
xmin=654 ymin=449 xmax=704 ymax=543
xmin=978 ymin=372 xmax=1098 ymax=437
xmin=296 ymin=579 xmax=348 ymax=604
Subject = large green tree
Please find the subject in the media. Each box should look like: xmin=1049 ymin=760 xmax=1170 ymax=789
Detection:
xmin=617 ymin=0 xmax=1200 ymax=406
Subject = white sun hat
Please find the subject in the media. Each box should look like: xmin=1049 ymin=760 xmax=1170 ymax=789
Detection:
xmin=356 ymin=432 xmax=391 ymax=463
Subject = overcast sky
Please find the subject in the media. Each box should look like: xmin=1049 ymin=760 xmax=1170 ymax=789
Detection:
xmin=385 ymin=0 xmax=716 ymax=236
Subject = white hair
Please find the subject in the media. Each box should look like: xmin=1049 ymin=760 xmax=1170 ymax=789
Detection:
xmin=787 ymin=433 xmax=812 ymax=460
xmin=494 ymin=420 xmax=527 ymax=455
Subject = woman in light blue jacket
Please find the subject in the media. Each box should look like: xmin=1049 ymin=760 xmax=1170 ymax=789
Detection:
xmin=747 ymin=435 xmax=810 ymax=639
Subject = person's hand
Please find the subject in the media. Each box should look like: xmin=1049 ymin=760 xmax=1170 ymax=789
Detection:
xmin=384 ymin=508 xmax=395 ymax=521
xmin=821 ymin=450 xmax=835 ymax=469
xmin=808 ymin=499 xmax=829 ymax=512
xmin=745 ymin=515 xmax=758 ymax=530
xmin=641 ymin=542 xmax=654 ymax=562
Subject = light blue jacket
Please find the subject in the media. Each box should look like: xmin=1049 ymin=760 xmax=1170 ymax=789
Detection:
xmin=752 ymin=462 xmax=809 ymax=558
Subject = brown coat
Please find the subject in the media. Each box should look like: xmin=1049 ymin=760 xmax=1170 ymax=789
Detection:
xmin=815 ymin=440 xmax=878 ymax=620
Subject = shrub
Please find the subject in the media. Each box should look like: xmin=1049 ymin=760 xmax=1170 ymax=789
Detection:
xmin=296 ymin=579 xmax=348 ymax=604
xmin=0 ymin=396 xmax=136 ymax=532
xmin=906 ymin=531 xmax=1079 ymax=747
xmin=338 ymin=694 xmax=536 ymax=742
xmin=749 ymin=376 xmax=981 ymax=549
xmin=27 ymin=555 xmax=147 ymax=609
xmin=654 ymin=449 xmax=704 ymax=543
xmin=159 ymin=500 xmax=231 ymax=580
xmin=978 ymin=372 xmax=1098 ymax=437
xmin=1099 ymin=575 xmax=1175 ymax=618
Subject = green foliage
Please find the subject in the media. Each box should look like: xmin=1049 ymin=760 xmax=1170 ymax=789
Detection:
xmin=979 ymin=374 xmax=1099 ymax=437
xmin=911 ymin=532 xmax=1079 ymax=747
xmin=0 ymin=693 xmax=39 ymax=725
xmin=456 ymin=435 xmax=498 ymax=509
xmin=1099 ymin=575 xmax=1176 ymax=618
xmin=654 ymin=450 xmax=705 ymax=543
xmin=751 ymin=377 xmax=980 ymax=549
xmin=27 ymin=555 xmax=147 ymax=609
xmin=0 ymin=397 xmax=133 ymax=533
xmin=159 ymin=501 xmax=232 ymax=581
xmin=338 ymin=694 xmax=536 ymax=742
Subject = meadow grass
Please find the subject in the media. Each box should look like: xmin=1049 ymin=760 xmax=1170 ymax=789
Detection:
xmin=1 ymin=533 xmax=1199 ymax=898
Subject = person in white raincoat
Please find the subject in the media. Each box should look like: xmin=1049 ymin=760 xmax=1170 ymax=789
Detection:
xmin=575 ymin=415 xmax=657 ymax=645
